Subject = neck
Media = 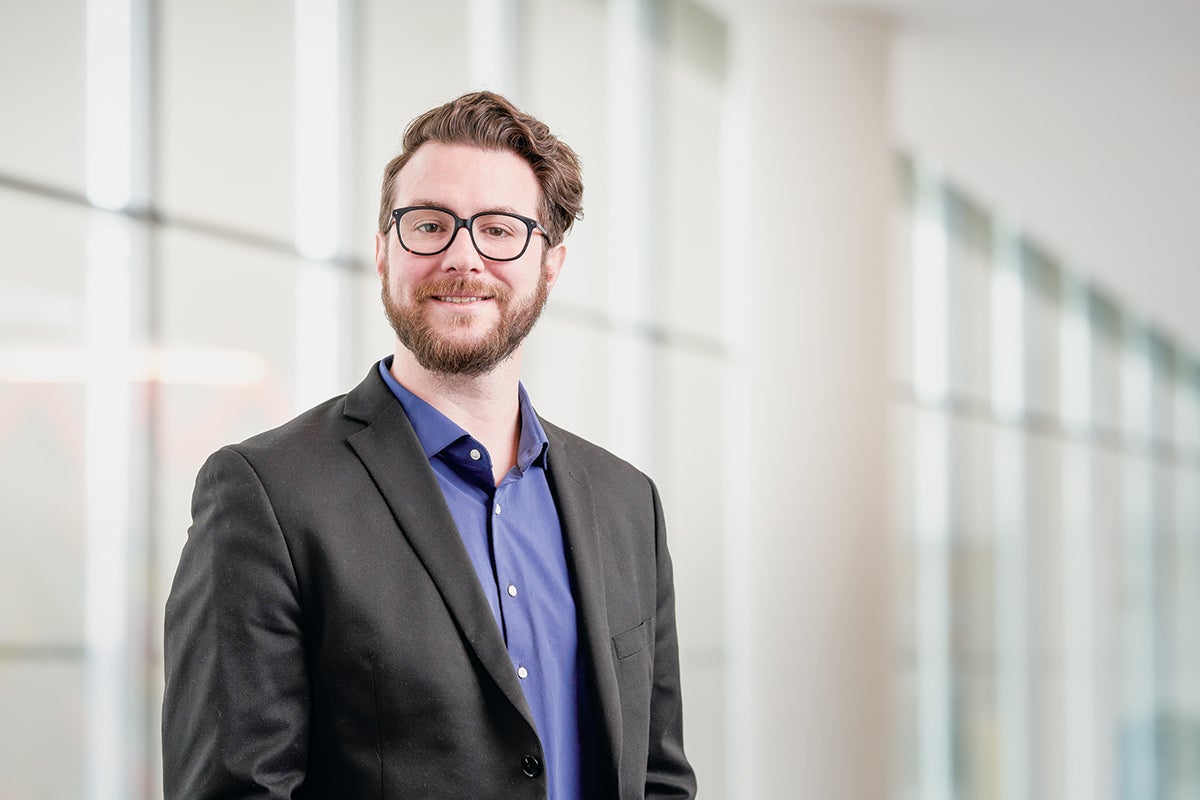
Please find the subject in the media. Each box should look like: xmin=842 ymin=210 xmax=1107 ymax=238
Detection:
xmin=389 ymin=346 xmax=523 ymax=485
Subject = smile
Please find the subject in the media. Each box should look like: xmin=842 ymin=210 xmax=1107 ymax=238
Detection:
xmin=434 ymin=295 xmax=490 ymax=304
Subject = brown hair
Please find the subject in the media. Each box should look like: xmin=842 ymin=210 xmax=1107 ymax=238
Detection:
xmin=378 ymin=91 xmax=584 ymax=247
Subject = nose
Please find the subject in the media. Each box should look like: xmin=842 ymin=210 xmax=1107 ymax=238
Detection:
xmin=439 ymin=223 xmax=484 ymax=273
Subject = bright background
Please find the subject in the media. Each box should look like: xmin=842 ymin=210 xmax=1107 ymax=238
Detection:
xmin=2 ymin=1 xmax=1199 ymax=798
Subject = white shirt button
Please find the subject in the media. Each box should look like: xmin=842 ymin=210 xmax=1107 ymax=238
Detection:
xmin=494 ymin=503 xmax=502 ymax=515
xmin=469 ymin=448 xmax=482 ymax=461
xmin=517 ymin=665 xmax=528 ymax=679
xmin=507 ymin=583 xmax=518 ymax=597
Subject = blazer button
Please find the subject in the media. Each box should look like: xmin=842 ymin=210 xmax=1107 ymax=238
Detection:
xmin=521 ymin=754 xmax=543 ymax=778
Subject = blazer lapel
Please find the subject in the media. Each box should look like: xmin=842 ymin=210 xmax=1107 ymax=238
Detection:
xmin=542 ymin=421 xmax=623 ymax=789
xmin=342 ymin=367 xmax=536 ymax=731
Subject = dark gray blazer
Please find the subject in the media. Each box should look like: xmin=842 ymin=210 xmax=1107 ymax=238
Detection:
xmin=162 ymin=364 xmax=696 ymax=799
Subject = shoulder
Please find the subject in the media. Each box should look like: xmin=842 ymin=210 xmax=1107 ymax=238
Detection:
xmin=236 ymin=393 xmax=353 ymax=455
xmin=539 ymin=417 xmax=658 ymax=499
xmin=188 ymin=394 xmax=359 ymax=512
xmin=216 ymin=363 xmax=394 ymax=471
xmin=198 ymin=394 xmax=352 ymax=484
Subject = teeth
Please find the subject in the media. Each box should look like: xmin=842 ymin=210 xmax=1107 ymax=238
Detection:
xmin=437 ymin=296 xmax=486 ymax=304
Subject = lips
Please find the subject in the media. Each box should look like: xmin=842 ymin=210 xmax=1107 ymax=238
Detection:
xmin=419 ymin=279 xmax=505 ymax=305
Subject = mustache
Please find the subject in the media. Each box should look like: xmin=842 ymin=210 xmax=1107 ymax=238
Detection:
xmin=413 ymin=278 xmax=511 ymax=302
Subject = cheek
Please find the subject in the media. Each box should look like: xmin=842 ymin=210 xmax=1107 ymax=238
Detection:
xmin=511 ymin=255 xmax=546 ymax=291
xmin=383 ymin=257 xmax=425 ymax=294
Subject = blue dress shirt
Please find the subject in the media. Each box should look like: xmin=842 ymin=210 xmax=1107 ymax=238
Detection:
xmin=378 ymin=358 xmax=590 ymax=799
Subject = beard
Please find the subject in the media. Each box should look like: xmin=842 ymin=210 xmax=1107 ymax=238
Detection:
xmin=381 ymin=262 xmax=551 ymax=377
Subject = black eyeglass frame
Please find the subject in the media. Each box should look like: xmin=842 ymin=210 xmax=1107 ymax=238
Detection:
xmin=385 ymin=205 xmax=548 ymax=262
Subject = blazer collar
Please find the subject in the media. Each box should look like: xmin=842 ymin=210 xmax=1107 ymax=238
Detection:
xmin=541 ymin=419 xmax=622 ymax=792
xmin=342 ymin=364 xmax=537 ymax=731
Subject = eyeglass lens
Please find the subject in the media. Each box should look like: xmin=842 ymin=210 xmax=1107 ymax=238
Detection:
xmin=397 ymin=208 xmax=533 ymax=261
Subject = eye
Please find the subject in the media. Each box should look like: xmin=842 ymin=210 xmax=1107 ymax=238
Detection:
xmin=475 ymin=215 xmax=521 ymax=240
xmin=401 ymin=211 xmax=453 ymax=237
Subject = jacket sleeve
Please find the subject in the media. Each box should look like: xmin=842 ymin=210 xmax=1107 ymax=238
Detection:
xmin=162 ymin=446 xmax=309 ymax=799
xmin=645 ymin=480 xmax=698 ymax=799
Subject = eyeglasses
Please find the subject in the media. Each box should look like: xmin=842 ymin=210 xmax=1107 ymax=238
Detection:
xmin=385 ymin=206 xmax=547 ymax=262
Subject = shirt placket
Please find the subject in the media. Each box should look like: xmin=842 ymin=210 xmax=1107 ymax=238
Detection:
xmin=491 ymin=480 xmax=533 ymax=684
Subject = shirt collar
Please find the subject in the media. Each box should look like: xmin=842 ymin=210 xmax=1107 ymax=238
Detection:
xmin=378 ymin=356 xmax=549 ymax=471
xmin=514 ymin=385 xmax=551 ymax=471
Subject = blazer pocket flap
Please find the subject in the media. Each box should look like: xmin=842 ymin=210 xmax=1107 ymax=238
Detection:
xmin=612 ymin=618 xmax=653 ymax=660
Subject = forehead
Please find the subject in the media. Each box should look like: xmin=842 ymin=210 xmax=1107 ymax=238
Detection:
xmin=393 ymin=142 xmax=540 ymax=215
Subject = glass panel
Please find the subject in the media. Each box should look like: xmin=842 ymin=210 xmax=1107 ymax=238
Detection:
xmin=913 ymin=407 xmax=952 ymax=798
xmin=158 ymin=0 xmax=296 ymax=241
xmin=991 ymin=422 xmax=1029 ymax=799
xmin=1116 ymin=452 xmax=1158 ymax=799
xmin=0 ymin=187 xmax=154 ymax=798
xmin=957 ymin=414 xmax=1001 ymax=800
xmin=660 ymin=345 xmax=726 ymax=799
xmin=1150 ymin=335 xmax=1175 ymax=444
xmin=0 ymin=0 xmax=87 ymax=194
xmin=1022 ymin=242 xmax=1060 ymax=423
xmin=525 ymin=0 xmax=611 ymax=318
xmin=946 ymin=190 xmax=992 ymax=406
xmin=522 ymin=313 xmax=615 ymax=449
xmin=1166 ymin=465 xmax=1200 ymax=798
xmin=1090 ymin=292 xmax=1122 ymax=436
xmin=912 ymin=168 xmax=949 ymax=404
xmin=658 ymin=346 xmax=725 ymax=653
xmin=892 ymin=157 xmax=1200 ymax=800
xmin=1092 ymin=444 xmax=1123 ymax=800
xmin=659 ymin=0 xmax=727 ymax=342
xmin=0 ymin=190 xmax=90 ymax=647
xmin=1176 ymin=368 xmax=1200 ymax=452
xmin=890 ymin=155 xmax=916 ymax=390
xmin=990 ymin=222 xmax=1023 ymax=422
xmin=1026 ymin=430 xmax=1062 ymax=798
xmin=0 ymin=663 xmax=87 ymax=798
xmin=1060 ymin=437 xmax=1103 ymax=799
xmin=349 ymin=266 xmax=394 ymax=372
xmin=1122 ymin=327 xmax=1155 ymax=444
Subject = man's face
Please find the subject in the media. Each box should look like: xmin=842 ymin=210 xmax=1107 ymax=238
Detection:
xmin=375 ymin=142 xmax=565 ymax=377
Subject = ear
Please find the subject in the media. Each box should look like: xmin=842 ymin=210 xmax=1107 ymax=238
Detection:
xmin=542 ymin=242 xmax=567 ymax=290
xmin=374 ymin=231 xmax=389 ymax=281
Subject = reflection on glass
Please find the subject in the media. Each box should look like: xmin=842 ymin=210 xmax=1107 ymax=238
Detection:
xmin=1059 ymin=289 xmax=1100 ymax=797
xmin=1060 ymin=277 xmax=1091 ymax=433
xmin=83 ymin=213 xmax=134 ymax=800
xmin=912 ymin=165 xmax=948 ymax=404
xmin=294 ymin=0 xmax=341 ymax=261
xmin=604 ymin=0 xmax=656 ymax=468
xmin=990 ymin=223 xmax=1022 ymax=422
xmin=1168 ymin=464 xmax=1200 ymax=797
xmin=85 ymin=0 xmax=132 ymax=210
xmin=1119 ymin=452 xmax=1158 ymax=800
xmin=1062 ymin=441 xmax=1100 ymax=800
xmin=915 ymin=411 xmax=951 ymax=800
xmin=294 ymin=261 xmax=343 ymax=410
xmin=1123 ymin=333 xmax=1154 ymax=443
xmin=895 ymin=155 xmax=1200 ymax=800
xmin=994 ymin=427 xmax=1029 ymax=800
xmin=467 ymin=0 xmax=518 ymax=94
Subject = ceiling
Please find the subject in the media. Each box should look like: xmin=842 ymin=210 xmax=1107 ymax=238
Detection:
xmin=699 ymin=0 xmax=1200 ymax=358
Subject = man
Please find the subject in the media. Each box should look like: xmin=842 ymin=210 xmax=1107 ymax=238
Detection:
xmin=162 ymin=91 xmax=696 ymax=800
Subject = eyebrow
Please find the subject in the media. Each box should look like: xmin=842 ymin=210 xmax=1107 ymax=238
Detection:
xmin=406 ymin=199 xmax=527 ymax=217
